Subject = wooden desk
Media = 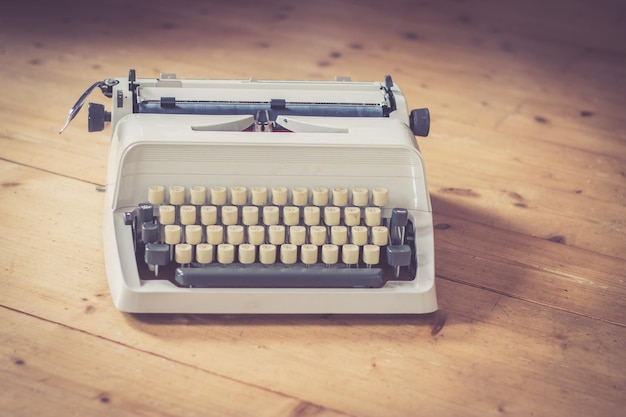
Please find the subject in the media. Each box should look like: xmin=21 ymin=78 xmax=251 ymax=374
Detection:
xmin=1 ymin=0 xmax=624 ymax=415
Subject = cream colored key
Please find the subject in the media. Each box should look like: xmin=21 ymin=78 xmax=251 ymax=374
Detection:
xmin=303 ymin=206 xmax=320 ymax=226
xmin=196 ymin=243 xmax=213 ymax=264
xmin=200 ymin=206 xmax=217 ymax=225
xmin=371 ymin=226 xmax=389 ymax=246
xmin=272 ymin=186 xmax=288 ymax=205
xmin=206 ymin=225 xmax=224 ymax=245
xmin=372 ymin=187 xmax=389 ymax=207
xmin=227 ymin=225 xmax=244 ymax=245
xmin=175 ymin=244 xmax=192 ymax=264
xmin=180 ymin=205 xmax=197 ymax=225
xmin=210 ymin=185 xmax=227 ymax=205
xmin=289 ymin=226 xmax=306 ymax=245
xmin=268 ymin=225 xmax=286 ymax=245
xmin=330 ymin=225 xmax=348 ymax=245
xmin=351 ymin=226 xmax=368 ymax=246
xmin=322 ymin=244 xmax=339 ymax=265
xmin=312 ymin=186 xmax=329 ymax=206
xmin=324 ymin=206 xmax=341 ymax=226
xmin=185 ymin=225 xmax=203 ymax=245
xmin=282 ymin=206 xmax=300 ymax=226
xmin=247 ymin=225 xmax=265 ymax=245
xmin=190 ymin=185 xmax=207 ymax=205
xmin=159 ymin=205 xmax=175 ymax=225
xmin=309 ymin=225 xmax=327 ymax=246
xmin=242 ymin=206 xmax=259 ymax=226
xmin=259 ymin=244 xmax=277 ymax=265
xmin=238 ymin=243 xmax=256 ymax=264
xmin=263 ymin=206 xmax=279 ymax=225
xmin=344 ymin=207 xmax=361 ymax=226
xmin=332 ymin=187 xmax=349 ymax=206
xmin=164 ymin=225 xmax=181 ymax=245
xmin=280 ymin=244 xmax=297 ymax=265
xmin=221 ymin=206 xmax=239 ymax=226
xmin=169 ymin=186 xmax=185 ymax=205
xmin=148 ymin=185 xmax=165 ymax=205
xmin=230 ymin=186 xmax=248 ymax=205
xmin=365 ymin=207 xmax=382 ymax=227
xmin=292 ymin=186 xmax=308 ymax=206
xmin=217 ymin=243 xmax=235 ymax=264
xmin=363 ymin=244 xmax=380 ymax=266
xmin=251 ymin=186 xmax=268 ymax=205
xmin=352 ymin=187 xmax=369 ymax=207
xmin=300 ymin=244 xmax=318 ymax=265
xmin=341 ymin=244 xmax=359 ymax=265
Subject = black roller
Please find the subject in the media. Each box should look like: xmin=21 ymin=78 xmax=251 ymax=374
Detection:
xmin=138 ymin=101 xmax=385 ymax=120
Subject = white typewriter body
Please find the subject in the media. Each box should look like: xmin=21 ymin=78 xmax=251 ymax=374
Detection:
xmin=87 ymin=71 xmax=437 ymax=313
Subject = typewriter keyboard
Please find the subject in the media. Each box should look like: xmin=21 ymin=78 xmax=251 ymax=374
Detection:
xmin=128 ymin=185 xmax=417 ymax=288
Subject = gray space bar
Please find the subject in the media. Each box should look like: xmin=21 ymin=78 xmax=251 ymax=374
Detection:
xmin=174 ymin=265 xmax=385 ymax=288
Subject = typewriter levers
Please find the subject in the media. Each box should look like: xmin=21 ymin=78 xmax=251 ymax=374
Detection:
xmin=63 ymin=70 xmax=437 ymax=313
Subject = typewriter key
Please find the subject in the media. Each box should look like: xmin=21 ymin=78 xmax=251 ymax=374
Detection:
xmin=330 ymin=226 xmax=348 ymax=245
xmin=280 ymin=244 xmax=297 ymax=265
xmin=341 ymin=244 xmax=359 ymax=266
xmin=238 ymin=244 xmax=256 ymax=264
xmin=283 ymin=206 xmax=300 ymax=226
xmin=185 ymin=225 xmax=202 ymax=245
xmin=210 ymin=186 xmax=227 ymax=205
xmin=159 ymin=205 xmax=175 ymax=225
xmin=196 ymin=243 xmax=213 ymax=264
xmin=322 ymin=244 xmax=339 ymax=266
xmin=289 ymin=226 xmax=306 ymax=246
xmin=169 ymin=186 xmax=185 ymax=205
xmin=200 ymin=206 xmax=217 ymax=225
xmin=247 ymin=225 xmax=265 ymax=245
xmin=148 ymin=185 xmax=165 ymax=205
xmin=259 ymin=244 xmax=277 ymax=265
xmin=352 ymin=187 xmax=369 ymax=207
xmin=217 ymin=243 xmax=235 ymax=264
xmin=350 ymin=226 xmax=368 ymax=246
xmin=190 ymin=185 xmax=207 ymax=205
xmin=227 ymin=225 xmax=244 ymax=245
xmin=175 ymin=244 xmax=192 ymax=265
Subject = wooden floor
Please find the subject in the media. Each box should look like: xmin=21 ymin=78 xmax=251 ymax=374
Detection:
xmin=1 ymin=0 xmax=625 ymax=415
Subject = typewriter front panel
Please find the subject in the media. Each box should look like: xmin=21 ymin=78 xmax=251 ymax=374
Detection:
xmin=103 ymin=115 xmax=436 ymax=313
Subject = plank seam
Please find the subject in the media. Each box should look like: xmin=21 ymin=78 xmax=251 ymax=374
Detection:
xmin=0 ymin=304 xmax=358 ymax=417
xmin=436 ymin=274 xmax=626 ymax=328
xmin=0 ymin=156 xmax=105 ymax=188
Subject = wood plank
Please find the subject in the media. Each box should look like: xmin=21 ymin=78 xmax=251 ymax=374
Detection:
xmin=420 ymin=119 xmax=626 ymax=259
xmin=0 ymin=307 xmax=348 ymax=417
xmin=433 ymin=212 xmax=626 ymax=325
xmin=3 ymin=261 xmax=625 ymax=417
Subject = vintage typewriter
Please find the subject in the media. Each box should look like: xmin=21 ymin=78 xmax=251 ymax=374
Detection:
xmin=61 ymin=70 xmax=437 ymax=314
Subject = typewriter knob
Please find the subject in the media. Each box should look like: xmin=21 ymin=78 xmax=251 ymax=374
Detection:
xmin=87 ymin=102 xmax=111 ymax=132
xmin=409 ymin=108 xmax=430 ymax=137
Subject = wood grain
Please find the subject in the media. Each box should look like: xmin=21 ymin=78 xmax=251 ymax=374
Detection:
xmin=1 ymin=0 xmax=625 ymax=416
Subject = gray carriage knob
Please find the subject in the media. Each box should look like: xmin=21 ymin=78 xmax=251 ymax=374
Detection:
xmin=87 ymin=102 xmax=111 ymax=132
xmin=409 ymin=108 xmax=430 ymax=137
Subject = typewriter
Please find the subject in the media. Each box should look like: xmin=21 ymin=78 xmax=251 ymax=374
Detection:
xmin=61 ymin=70 xmax=437 ymax=314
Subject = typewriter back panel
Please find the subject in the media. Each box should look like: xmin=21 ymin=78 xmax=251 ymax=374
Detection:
xmin=108 ymin=115 xmax=431 ymax=213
